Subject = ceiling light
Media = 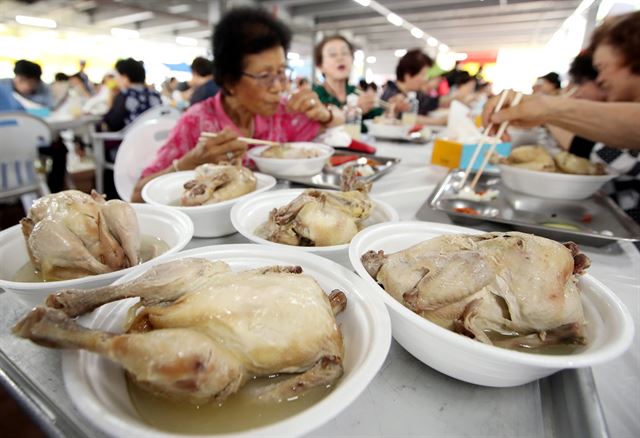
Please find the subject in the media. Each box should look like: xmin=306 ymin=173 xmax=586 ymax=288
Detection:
xmin=386 ymin=13 xmax=403 ymax=26
xmin=394 ymin=49 xmax=407 ymax=57
xmin=410 ymin=28 xmax=424 ymax=39
xmin=99 ymin=11 xmax=154 ymax=27
xmin=110 ymin=27 xmax=139 ymax=38
xmin=287 ymin=52 xmax=300 ymax=61
xmin=453 ymin=52 xmax=468 ymax=61
xmin=168 ymin=4 xmax=191 ymax=14
xmin=427 ymin=36 xmax=438 ymax=47
xmin=354 ymin=50 xmax=365 ymax=61
xmin=353 ymin=0 xmax=371 ymax=6
xmin=15 ymin=15 xmax=57 ymax=29
xmin=366 ymin=56 xmax=376 ymax=64
xmin=176 ymin=36 xmax=198 ymax=46
xmin=438 ymin=44 xmax=449 ymax=52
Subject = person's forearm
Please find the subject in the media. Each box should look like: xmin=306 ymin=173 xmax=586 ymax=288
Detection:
xmin=131 ymin=165 xmax=176 ymax=202
xmin=545 ymin=124 xmax=574 ymax=150
xmin=546 ymin=100 xmax=640 ymax=149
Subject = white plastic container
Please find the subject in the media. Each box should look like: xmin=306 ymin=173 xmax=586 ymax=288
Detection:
xmin=247 ymin=142 xmax=333 ymax=177
xmin=142 ymin=170 xmax=276 ymax=238
xmin=349 ymin=221 xmax=634 ymax=387
xmin=499 ymin=164 xmax=616 ymax=200
xmin=61 ymin=244 xmax=392 ymax=438
xmin=0 ymin=204 xmax=193 ymax=307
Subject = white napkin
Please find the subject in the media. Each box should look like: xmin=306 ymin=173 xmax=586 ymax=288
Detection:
xmin=315 ymin=126 xmax=352 ymax=147
xmin=443 ymin=100 xmax=482 ymax=143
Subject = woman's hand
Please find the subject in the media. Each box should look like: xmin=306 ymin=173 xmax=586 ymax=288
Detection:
xmin=357 ymin=90 xmax=376 ymax=113
xmin=387 ymin=94 xmax=411 ymax=113
xmin=287 ymin=89 xmax=332 ymax=123
xmin=177 ymin=128 xmax=247 ymax=170
xmin=482 ymin=91 xmax=553 ymax=130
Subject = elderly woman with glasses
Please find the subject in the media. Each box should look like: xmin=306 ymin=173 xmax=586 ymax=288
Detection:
xmin=132 ymin=7 xmax=343 ymax=202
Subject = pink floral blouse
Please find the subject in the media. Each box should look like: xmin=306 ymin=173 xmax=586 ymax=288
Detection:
xmin=141 ymin=93 xmax=321 ymax=178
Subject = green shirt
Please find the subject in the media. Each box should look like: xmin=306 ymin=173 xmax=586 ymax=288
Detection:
xmin=313 ymin=83 xmax=385 ymax=132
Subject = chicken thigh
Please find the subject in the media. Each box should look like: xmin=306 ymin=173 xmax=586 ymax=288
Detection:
xmin=362 ymin=232 xmax=590 ymax=349
xmin=181 ymin=164 xmax=256 ymax=206
xmin=20 ymin=190 xmax=140 ymax=281
xmin=256 ymin=167 xmax=373 ymax=246
xmin=13 ymin=258 xmax=346 ymax=405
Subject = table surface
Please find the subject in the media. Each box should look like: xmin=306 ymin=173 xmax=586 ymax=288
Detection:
xmin=1 ymin=139 xmax=638 ymax=438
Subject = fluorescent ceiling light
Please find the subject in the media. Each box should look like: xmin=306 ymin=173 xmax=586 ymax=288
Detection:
xmin=427 ymin=36 xmax=438 ymax=47
xmin=168 ymin=4 xmax=191 ymax=14
xmin=353 ymin=0 xmax=371 ymax=6
xmin=453 ymin=52 xmax=468 ymax=61
xmin=287 ymin=52 xmax=300 ymax=61
xmin=366 ymin=56 xmax=377 ymax=64
xmin=15 ymin=15 xmax=57 ymax=29
xmin=354 ymin=50 xmax=365 ymax=61
xmin=176 ymin=36 xmax=198 ymax=46
xmin=110 ymin=27 xmax=139 ymax=38
xmin=139 ymin=20 xmax=200 ymax=35
xmin=438 ymin=44 xmax=449 ymax=52
xmin=410 ymin=27 xmax=424 ymax=39
xmin=386 ymin=13 xmax=403 ymax=26
xmin=394 ymin=49 xmax=407 ymax=57
xmin=99 ymin=11 xmax=154 ymax=27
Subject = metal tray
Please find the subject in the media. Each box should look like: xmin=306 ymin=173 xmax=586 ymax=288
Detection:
xmin=280 ymin=150 xmax=401 ymax=190
xmin=427 ymin=169 xmax=640 ymax=247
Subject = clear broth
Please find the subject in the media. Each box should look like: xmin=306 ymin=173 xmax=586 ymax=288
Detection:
xmin=12 ymin=235 xmax=169 ymax=282
xmin=127 ymin=373 xmax=333 ymax=434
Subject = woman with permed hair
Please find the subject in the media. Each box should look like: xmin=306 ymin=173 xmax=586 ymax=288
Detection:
xmin=132 ymin=7 xmax=344 ymax=202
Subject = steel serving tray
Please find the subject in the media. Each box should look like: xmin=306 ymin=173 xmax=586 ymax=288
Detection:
xmin=426 ymin=169 xmax=640 ymax=246
xmin=279 ymin=150 xmax=401 ymax=190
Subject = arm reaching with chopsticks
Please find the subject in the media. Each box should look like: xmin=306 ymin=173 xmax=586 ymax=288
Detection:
xmin=482 ymin=92 xmax=640 ymax=150
xmin=131 ymin=128 xmax=246 ymax=203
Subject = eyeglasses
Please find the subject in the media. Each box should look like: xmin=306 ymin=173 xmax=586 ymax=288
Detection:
xmin=242 ymin=67 xmax=292 ymax=88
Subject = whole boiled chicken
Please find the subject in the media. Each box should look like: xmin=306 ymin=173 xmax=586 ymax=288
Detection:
xmin=13 ymin=258 xmax=346 ymax=405
xmin=181 ymin=164 xmax=256 ymax=206
xmin=256 ymin=167 xmax=373 ymax=246
xmin=362 ymin=232 xmax=591 ymax=350
xmin=20 ymin=190 xmax=140 ymax=281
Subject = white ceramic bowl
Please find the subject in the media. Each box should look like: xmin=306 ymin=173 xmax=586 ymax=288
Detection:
xmin=364 ymin=120 xmax=410 ymax=140
xmin=0 ymin=204 xmax=193 ymax=308
xmin=61 ymin=244 xmax=391 ymax=438
xmin=499 ymin=164 xmax=617 ymax=200
xmin=349 ymin=221 xmax=634 ymax=387
xmin=247 ymin=142 xmax=334 ymax=177
xmin=141 ymin=170 xmax=276 ymax=238
xmin=230 ymin=189 xmax=399 ymax=266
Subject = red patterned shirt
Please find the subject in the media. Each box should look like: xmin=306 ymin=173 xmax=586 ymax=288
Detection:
xmin=141 ymin=93 xmax=321 ymax=177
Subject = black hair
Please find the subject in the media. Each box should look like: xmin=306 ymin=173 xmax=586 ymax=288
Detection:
xmin=568 ymin=53 xmax=599 ymax=84
xmin=396 ymin=49 xmax=433 ymax=82
xmin=212 ymin=7 xmax=291 ymax=90
xmin=114 ymin=58 xmax=146 ymax=84
xmin=14 ymin=60 xmax=42 ymax=80
xmin=191 ymin=57 xmax=214 ymax=77
xmin=55 ymin=72 xmax=69 ymax=81
xmin=538 ymin=72 xmax=561 ymax=89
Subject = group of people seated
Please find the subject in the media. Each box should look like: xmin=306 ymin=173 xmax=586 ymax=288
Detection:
xmin=1 ymin=6 xmax=638 ymax=223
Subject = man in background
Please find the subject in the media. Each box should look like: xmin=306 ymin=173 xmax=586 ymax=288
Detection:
xmin=0 ymin=60 xmax=53 ymax=109
xmin=189 ymin=56 xmax=218 ymax=106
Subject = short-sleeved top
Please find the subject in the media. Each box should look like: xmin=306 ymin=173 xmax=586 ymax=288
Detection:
xmin=103 ymin=85 xmax=162 ymax=132
xmin=141 ymin=92 xmax=321 ymax=178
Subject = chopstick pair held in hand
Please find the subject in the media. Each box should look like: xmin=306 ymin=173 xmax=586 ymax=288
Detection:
xmin=459 ymin=89 xmax=510 ymax=189
xmin=469 ymin=92 xmax=524 ymax=190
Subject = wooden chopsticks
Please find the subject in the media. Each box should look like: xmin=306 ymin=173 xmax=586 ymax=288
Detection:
xmin=200 ymin=132 xmax=282 ymax=147
xmin=469 ymin=92 xmax=524 ymax=190
xmin=458 ymin=89 xmax=509 ymax=189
